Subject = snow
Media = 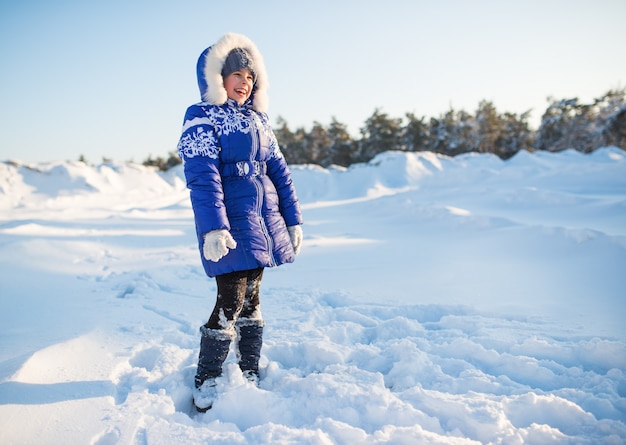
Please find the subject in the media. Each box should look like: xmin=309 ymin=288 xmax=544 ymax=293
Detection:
xmin=1 ymin=148 xmax=625 ymax=444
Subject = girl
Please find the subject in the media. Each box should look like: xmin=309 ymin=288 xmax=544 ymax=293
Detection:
xmin=177 ymin=33 xmax=303 ymax=412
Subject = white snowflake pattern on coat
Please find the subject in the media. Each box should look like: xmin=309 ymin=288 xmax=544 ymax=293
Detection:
xmin=178 ymin=100 xmax=283 ymax=161
xmin=177 ymin=126 xmax=220 ymax=159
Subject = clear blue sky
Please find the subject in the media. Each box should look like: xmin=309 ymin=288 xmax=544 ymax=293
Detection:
xmin=1 ymin=0 xmax=625 ymax=163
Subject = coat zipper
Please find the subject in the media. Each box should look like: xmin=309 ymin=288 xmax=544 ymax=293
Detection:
xmin=249 ymin=113 xmax=277 ymax=267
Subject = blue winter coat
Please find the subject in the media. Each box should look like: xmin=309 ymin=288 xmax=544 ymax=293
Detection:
xmin=177 ymin=34 xmax=302 ymax=277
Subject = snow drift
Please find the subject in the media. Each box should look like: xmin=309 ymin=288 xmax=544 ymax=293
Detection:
xmin=0 ymin=148 xmax=625 ymax=444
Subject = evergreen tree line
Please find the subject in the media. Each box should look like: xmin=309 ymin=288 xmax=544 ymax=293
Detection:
xmin=142 ymin=88 xmax=625 ymax=170
xmin=273 ymin=88 xmax=626 ymax=167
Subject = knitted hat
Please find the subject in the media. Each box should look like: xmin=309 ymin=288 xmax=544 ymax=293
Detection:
xmin=221 ymin=48 xmax=257 ymax=83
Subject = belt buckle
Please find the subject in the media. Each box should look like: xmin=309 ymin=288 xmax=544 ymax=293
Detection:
xmin=236 ymin=161 xmax=252 ymax=176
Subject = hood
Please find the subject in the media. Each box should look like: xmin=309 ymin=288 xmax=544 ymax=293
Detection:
xmin=196 ymin=33 xmax=269 ymax=113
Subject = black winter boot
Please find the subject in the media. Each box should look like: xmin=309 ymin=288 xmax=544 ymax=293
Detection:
xmin=236 ymin=318 xmax=264 ymax=383
xmin=193 ymin=326 xmax=233 ymax=412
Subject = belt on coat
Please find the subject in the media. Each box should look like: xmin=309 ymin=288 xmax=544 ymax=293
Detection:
xmin=220 ymin=160 xmax=267 ymax=178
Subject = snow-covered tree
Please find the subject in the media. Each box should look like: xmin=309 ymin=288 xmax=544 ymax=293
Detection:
xmin=534 ymin=89 xmax=626 ymax=153
xmin=304 ymin=122 xmax=332 ymax=165
xmin=325 ymin=117 xmax=356 ymax=167
xmin=403 ymin=112 xmax=429 ymax=152
xmin=357 ymin=109 xmax=404 ymax=162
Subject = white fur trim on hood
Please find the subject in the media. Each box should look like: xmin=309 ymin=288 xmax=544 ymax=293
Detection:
xmin=201 ymin=33 xmax=269 ymax=113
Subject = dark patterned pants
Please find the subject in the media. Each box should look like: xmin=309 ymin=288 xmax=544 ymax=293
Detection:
xmin=205 ymin=267 xmax=264 ymax=330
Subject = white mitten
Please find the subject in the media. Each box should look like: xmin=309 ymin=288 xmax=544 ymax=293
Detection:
xmin=287 ymin=225 xmax=303 ymax=255
xmin=203 ymin=230 xmax=237 ymax=262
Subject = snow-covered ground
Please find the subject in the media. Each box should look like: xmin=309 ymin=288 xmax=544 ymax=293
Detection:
xmin=0 ymin=148 xmax=625 ymax=444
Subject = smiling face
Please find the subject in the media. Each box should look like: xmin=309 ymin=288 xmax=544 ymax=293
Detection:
xmin=223 ymin=68 xmax=255 ymax=105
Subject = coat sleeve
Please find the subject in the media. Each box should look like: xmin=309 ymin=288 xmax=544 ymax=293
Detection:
xmin=177 ymin=105 xmax=229 ymax=236
xmin=265 ymin=128 xmax=303 ymax=227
